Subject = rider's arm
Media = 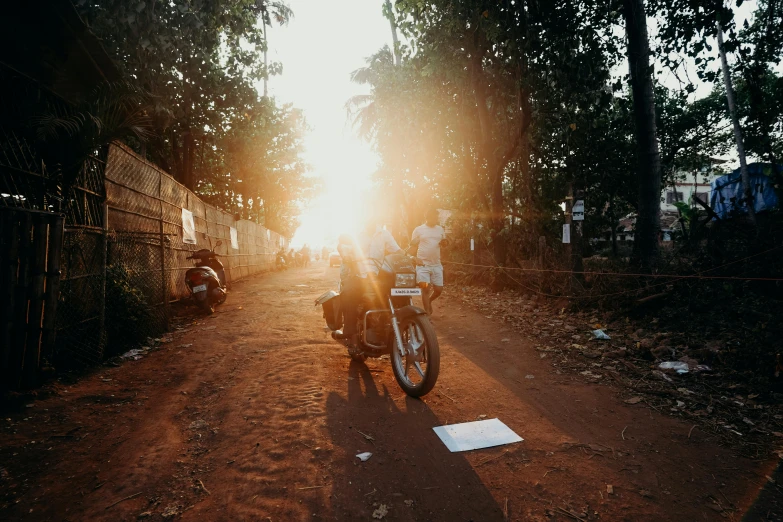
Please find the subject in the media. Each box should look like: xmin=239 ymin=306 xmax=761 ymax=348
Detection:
xmin=383 ymin=230 xmax=403 ymax=256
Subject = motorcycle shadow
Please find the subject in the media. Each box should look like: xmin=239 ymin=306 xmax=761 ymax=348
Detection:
xmin=322 ymin=360 xmax=505 ymax=520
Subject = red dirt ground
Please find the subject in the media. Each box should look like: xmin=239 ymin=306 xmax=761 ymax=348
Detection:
xmin=2 ymin=263 xmax=782 ymax=521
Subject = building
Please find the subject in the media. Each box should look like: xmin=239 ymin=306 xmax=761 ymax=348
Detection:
xmin=661 ymin=158 xmax=727 ymax=213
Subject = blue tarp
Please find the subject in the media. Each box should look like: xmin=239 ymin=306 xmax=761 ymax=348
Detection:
xmin=710 ymin=163 xmax=782 ymax=219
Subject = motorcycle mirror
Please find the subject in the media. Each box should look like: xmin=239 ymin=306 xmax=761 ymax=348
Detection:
xmin=215 ymin=240 xmax=222 ymax=247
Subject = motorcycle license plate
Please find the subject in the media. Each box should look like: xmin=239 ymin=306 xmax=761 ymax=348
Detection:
xmin=391 ymin=288 xmax=422 ymax=296
xmin=192 ymin=284 xmax=207 ymax=293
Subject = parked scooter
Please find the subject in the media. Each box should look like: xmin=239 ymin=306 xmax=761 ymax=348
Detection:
xmin=185 ymin=240 xmax=227 ymax=314
xmin=276 ymin=252 xmax=288 ymax=271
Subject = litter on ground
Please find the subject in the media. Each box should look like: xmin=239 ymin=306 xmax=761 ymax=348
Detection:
xmin=433 ymin=418 xmax=523 ymax=452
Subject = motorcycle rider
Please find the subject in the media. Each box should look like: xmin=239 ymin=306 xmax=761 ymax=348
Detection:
xmin=334 ymin=217 xmax=402 ymax=351
xmin=410 ymin=208 xmax=449 ymax=315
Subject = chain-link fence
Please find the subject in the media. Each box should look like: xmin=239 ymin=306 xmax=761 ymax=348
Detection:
xmin=56 ymin=228 xmax=106 ymax=367
xmin=104 ymin=142 xmax=286 ymax=301
xmin=30 ymin=142 xmax=288 ymax=372
xmin=104 ymin=231 xmax=168 ymax=356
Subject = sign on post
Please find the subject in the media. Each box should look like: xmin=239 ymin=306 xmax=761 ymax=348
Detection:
xmin=572 ymin=199 xmax=585 ymax=221
xmin=470 ymin=238 xmax=475 ymax=251
xmin=562 ymin=224 xmax=571 ymax=244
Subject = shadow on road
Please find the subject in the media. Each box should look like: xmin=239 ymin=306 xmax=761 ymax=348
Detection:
xmin=324 ymin=359 xmax=505 ymax=521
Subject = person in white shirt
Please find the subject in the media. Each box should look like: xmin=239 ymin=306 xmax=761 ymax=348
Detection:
xmin=334 ymin=219 xmax=402 ymax=349
xmin=410 ymin=208 xmax=449 ymax=315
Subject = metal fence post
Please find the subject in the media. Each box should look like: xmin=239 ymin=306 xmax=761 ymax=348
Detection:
xmin=98 ymin=203 xmax=108 ymax=358
xmin=159 ymin=178 xmax=170 ymax=330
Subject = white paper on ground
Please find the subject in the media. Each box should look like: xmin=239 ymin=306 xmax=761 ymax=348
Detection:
xmin=433 ymin=418 xmax=523 ymax=452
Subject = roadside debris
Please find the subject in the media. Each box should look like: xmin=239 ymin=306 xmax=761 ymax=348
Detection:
xmin=592 ymin=329 xmax=611 ymax=340
xmin=658 ymin=361 xmax=689 ymax=374
xmin=356 ymin=452 xmax=372 ymax=462
xmin=433 ymin=418 xmax=522 ymax=452
xmin=161 ymin=504 xmax=181 ymax=518
xmin=189 ymin=420 xmax=208 ymax=430
xmin=372 ymin=504 xmax=389 ymax=519
xmin=120 ymin=349 xmax=145 ymax=360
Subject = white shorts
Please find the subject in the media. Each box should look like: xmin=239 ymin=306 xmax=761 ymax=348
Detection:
xmin=416 ymin=265 xmax=444 ymax=287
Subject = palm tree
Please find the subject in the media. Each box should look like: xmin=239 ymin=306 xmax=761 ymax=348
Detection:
xmin=345 ymin=47 xmax=396 ymax=140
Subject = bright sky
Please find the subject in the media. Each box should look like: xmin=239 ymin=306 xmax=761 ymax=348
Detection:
xmin=267 ymin=0 xmax=395 ymax=249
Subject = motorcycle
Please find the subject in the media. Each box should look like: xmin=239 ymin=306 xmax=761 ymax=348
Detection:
xmin=185 ymin=240 xmax=227 ymax=314
xmin=315 ymin=251 xmax=440 ymax=397
xmin=276 ymin=253 xmax=288 ymax=271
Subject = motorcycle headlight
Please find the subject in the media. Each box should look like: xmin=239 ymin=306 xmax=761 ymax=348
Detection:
xmin=395 ymin=273 xmax=416 ymax=288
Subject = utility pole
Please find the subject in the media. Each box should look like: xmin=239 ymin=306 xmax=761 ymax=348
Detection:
xmin=564 ymin=183 xmax=584 ymax=293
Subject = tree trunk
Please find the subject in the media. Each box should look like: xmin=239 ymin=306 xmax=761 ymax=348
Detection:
xmin=384 ymin=0 xmax=402 ymax=66
xmin=263 ymin=21 xmax=269 ymax=98
xmin=716 ymin=20 xmax=757 ymax=227
xmin=183 ymin=129 xmax=195 ymax=190
xmin=624 ymin=0 xmax=662 ymax=270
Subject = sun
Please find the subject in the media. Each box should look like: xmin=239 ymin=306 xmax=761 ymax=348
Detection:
xmin=290 ymin=163 xmax=374 ymax=251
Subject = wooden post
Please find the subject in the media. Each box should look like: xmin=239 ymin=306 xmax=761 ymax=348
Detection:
xmin=40 ymin=214 xmax=64 ymax=366
xmin=98 ymin=204 xmax=108 ymax=358
xmin=572 ymin=187 xmax=585 ymax=290
xmin=537 ymin=236 xmax=546 ymax=269
xmin=564 ymin=183 xmax=573 ymax=280
xmin=0 ymin=211 xmax=20 ymax=388
xmin=159 ymin=176 xmax=170 ymax=330
xmin=10 ymin=212 xmax=32 ymax=390
xmin=565 ymin=183 xmax=584 ymax=293
xmin=22 ymin=214 xmax=49 ymax=388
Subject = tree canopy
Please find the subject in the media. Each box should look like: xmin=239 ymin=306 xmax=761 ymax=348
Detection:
xmin=349 ymin=0 xmax=782 ymax=267
xmin=76 ymin=0 xmax=308 ymax=235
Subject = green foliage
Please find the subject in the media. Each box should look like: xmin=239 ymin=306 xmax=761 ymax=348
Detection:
xmin=352 ymin=0 xmax=780 ymax=268
xmin=76 ymin=0 xmax=309 ymax=234
xmin=104 ymin=264 xmax=152 ymax=349
xmin=27 ymin=81 xmax=152 ymax=193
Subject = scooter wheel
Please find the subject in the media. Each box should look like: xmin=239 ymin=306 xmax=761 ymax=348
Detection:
xmin=200 ymin=299 xmax=214 ymax=315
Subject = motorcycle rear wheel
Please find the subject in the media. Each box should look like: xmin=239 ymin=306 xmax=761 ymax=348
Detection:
xmin=390 ymin=314 xmax=440 ymax=397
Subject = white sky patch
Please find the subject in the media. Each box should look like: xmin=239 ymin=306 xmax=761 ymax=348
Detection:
xmin=265 ymin=0 xmax=395 ymax=248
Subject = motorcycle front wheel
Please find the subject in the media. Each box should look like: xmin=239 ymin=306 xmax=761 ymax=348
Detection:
xmin=390 ymin=314 xmax=440 ymax=397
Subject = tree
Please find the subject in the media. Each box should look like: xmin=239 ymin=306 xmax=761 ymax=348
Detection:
xmin=77 ymin=0 xmax=290 ymax=189
xmin=76 ymin=0 xmax=309 ymax=234
xmin=717 ymin=18 xmax=756 ymax=226
xmin=623 ymin=0 xmax=663 ymax=269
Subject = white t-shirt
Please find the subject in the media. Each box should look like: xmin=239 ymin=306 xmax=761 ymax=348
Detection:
xmin=412 ymin=224 xmax=445 ymax=266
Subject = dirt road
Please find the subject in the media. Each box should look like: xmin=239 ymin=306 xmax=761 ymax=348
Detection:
xmin=1 ymin=264 xmax=781 ymax=521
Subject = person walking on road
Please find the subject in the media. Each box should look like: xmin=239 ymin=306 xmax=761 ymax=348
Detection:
xmin=411 ymin=208 xmax=449 ymax=315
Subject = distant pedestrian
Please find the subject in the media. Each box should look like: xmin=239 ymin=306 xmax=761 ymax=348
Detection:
xmin=410 ymin=208 xmax=449 ymax=315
